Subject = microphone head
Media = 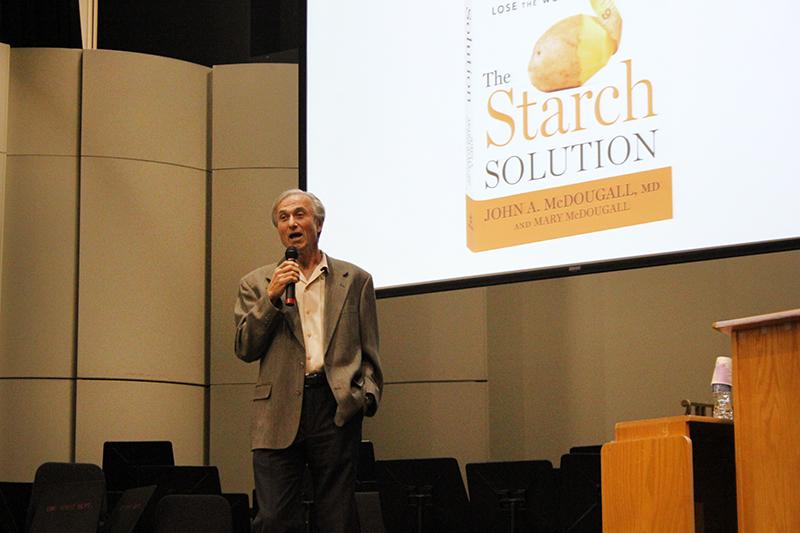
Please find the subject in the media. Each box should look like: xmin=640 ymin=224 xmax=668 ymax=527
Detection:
xmin=285 ymin=246 xmax=299 ymax=260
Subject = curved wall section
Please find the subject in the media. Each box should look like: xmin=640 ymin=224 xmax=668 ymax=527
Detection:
xmin=5 ymin=48 xmax=82 ymax=157
xmin=210 ymin=167 xmax=297 ymax=385
xmin=211 ymin=63 xmax=298 ymax=170
xmin=0 ymin=43 xmax=9 ymax=325
xmin=0 ymin=43 xmax=8 ymax=153
xmin=1 ymin=47 xmax=81 ymax=479
xmin=75 ymin=380 xmax=204 ymax=467
xmin=77 ymin=158 xmax=206 ymax=383
xmin=0 ymin=379 xmax=72 ymax=481
xmin=210 ymin=384 xmax=254 ymax=495
xmin=209 ymin=64 xmax=299 ymax=494
xmin=2 ymin=48 xmax=209 ymax=477
xmin=0 ymin=163 xmax=79 ymax=377
xmin=76 ymin=49 xmax=209 ymax=466
xmin=77 ymin=49 xmax=208 ymax=385
xmin=1 ymin=48 xmax=81 ymax=379
xmin=81 ymin=49 xmax=209 ymax=169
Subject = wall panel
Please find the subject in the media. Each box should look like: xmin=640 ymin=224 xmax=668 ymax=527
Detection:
xmin=0 ymin=379 xmax=72 ymax=481
xmin=0 ymin=45 xmax=7 ymax=341
xmin=0 ymin=43 xmax=9 ymax=153
xmin=0 ymin=157 xmax=78 ymax=377
xmin=4 ymin=45 xmax=793 ymax=507
xmin=2 ymin=48 xmax=81 ymax=380
xmin=75 ymin=380 xmax=204 ymax=467
xmin=0 ymin=154 xmax=5 ymax=299
xmin=209 ymin=63 xmax=300 ymax=494
xmin=1 ymin=48 xmax=81 ymax=478
xmin=7 ymin=48 xmax=82 ymax=156
xmin=486 ymin=250 xmax=800 ymax=464
xmin=211 ymin=167 xmax=297 ymax=384
xmin=598 ymin=260 xmax=734 ymax=430
xmin=81 ymin=49 xmax=209 ymax=169
xmin=363 ymin=381 xmax=490 ymax=466
xmin=78 ymin=158 xmax=206 ymax=383
xmin=211 ymin=64 xmax=298 ymax=170
xmin=377 ymin=288 xmax=487 ymax=382
xmin=209 ymin=384 xmax=254 ymax=495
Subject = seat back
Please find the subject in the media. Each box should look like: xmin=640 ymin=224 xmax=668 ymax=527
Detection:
xmin=102 ymin=485 xmax=157 ymax=533
xmin=27 ymin=462 xmax=106 ymax=533
xmin=0 ymin=482 xmax=32 ymax=533
xmin=154 ymin=494 xmax=232 ymax=533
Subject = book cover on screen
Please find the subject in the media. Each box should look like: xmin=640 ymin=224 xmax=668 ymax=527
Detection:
xmin=465 ymin=0 xmax=673 ymax=252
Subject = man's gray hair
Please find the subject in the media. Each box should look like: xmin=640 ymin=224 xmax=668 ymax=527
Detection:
xmin=271 ymin=189 xmax=326 ymax=227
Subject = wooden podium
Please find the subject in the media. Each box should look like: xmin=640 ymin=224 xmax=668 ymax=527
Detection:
xmin=713 ymin=309 xmax=800 ymax=532
xmin=601 ymin=416 xmax=736 ymax=533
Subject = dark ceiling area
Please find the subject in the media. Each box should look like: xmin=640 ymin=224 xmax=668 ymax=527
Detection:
xmin=0 ymin=0 xmax=299 ymax=66
xmin=0 ymin=0 xmax=82 ymax=48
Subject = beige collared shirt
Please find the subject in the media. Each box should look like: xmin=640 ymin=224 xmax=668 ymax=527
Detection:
xmin=295 ymin=253 xmax=328 ymax=375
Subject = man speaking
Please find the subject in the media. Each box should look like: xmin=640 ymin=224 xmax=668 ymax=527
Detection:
xmin=234 ymin=189 xmax=383 ymax=533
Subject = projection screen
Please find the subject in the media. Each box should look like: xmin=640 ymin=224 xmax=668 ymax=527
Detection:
xmin=304 ymin=0 xmax=800 ymax=294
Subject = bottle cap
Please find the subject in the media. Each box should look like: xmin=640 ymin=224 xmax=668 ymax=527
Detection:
xmin=711 ymin=356 xmax=733 ymax=386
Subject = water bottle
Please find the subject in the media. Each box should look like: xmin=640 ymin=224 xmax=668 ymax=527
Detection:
xmin=712 ymin=383 xmax=733 ymax=420
xmin=711 ymin=356 xmax=733 ymax=420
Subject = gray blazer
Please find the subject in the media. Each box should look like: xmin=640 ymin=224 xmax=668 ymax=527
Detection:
xmin=234 ymin=255 xmax=383 ymax=450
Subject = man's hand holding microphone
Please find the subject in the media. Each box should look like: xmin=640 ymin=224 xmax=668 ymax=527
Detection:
xmin=268 ymin=246 xmax=300 ymax=306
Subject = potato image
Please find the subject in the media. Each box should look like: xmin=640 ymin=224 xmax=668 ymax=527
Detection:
xmin=528 ymin=14 xmax=618 ymax=92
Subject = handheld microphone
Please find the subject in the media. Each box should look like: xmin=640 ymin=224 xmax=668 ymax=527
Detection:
xmin=284 ymin=246 xmax=299 ymax=306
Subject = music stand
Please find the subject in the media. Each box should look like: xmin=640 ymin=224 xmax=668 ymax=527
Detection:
xmin=102 ymin=441 xmax=175 ymax=492
xmin=133 ymin=465 xmax=221 ymax=495
xmin=357 ymin=440 xmax=378 ymax=492
xmin=568 ymin=445 xmax=602 ymax=455
xmin=129 ymin=466 xmax=222 ymax=532
xmin=466 ymin=460 xmax=557 ymax=533
xmin=356 ymin=441 xmax=385 ymax=532
xmin=375 ymin=457 xmax=471 ymax=533
xmin=101 ymin=485 xmax=157 ymax=533
xmin=558 ymin=453 xmax=601 ymax=532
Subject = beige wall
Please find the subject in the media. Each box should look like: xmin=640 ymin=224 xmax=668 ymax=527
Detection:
xmin=0 ymin=44 xmax=8 ymax=153
xmin=2 ymin=46 xmax=798 ymax=506
xmin=206 ymin=64 xmax=491 ymax=494
xmin=0 ymin=48 xmax=82 ymax=480
xmin=0 ymin=48 xmax=209 ymax=481
xmin=75 ymin=49 xmax=209 ymax=467
xmin=366 ymin=288 xmax=489 ymax=470
xmin=486 ymin=250 xmax=800 ymax=465
xmin=209 ymin=63 xmax=300 ymax=495
xmin=0 ymin=43 xmax=9 ymax=314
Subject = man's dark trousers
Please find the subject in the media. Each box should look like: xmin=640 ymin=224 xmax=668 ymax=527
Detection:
xmin=252 ymin=377 xmax=362 ymax=533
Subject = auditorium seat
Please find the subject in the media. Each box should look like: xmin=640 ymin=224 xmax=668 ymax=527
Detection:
xmin=154 ymin=494 xmax=233 ymax=533
xmin=0 ymin=482 xmax=31 ymax=533
xmin=26 ymin=462 xmax=106 ymax=533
